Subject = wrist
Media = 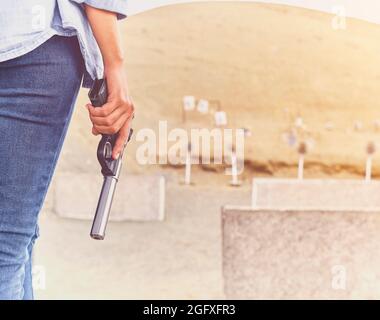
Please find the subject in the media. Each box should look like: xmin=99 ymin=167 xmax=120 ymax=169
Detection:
xmin=104 ymin=56 xmax=124 ymax=71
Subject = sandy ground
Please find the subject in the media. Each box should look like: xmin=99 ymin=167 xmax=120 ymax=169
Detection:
xmin=34 ymin=181 xmax=250 ymax=299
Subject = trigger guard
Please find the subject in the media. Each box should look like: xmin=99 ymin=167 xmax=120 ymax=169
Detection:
xmin=97 ymin=135 xmax=116 ymax=176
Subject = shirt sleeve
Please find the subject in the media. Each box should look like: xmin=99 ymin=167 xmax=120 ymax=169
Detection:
xmin=71 ymin=0 xmax=128 ymax=19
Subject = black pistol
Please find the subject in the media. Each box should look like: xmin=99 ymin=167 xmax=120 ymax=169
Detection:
xmin=88 ymin=79 xmax=133 ymax=240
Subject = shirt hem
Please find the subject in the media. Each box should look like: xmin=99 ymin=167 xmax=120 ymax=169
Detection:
xmin=0 ymin=29 xmax=58 ymax=63
xmin=0 ymin=28 xmax=99 ymax=88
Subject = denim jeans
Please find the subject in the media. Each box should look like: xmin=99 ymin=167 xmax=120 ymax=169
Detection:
xmin=0 ymin=35 xmax=84 ymax=299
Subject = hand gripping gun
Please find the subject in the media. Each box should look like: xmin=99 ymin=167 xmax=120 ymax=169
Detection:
xmin=88 ymin=79 xmax=133 ymax=240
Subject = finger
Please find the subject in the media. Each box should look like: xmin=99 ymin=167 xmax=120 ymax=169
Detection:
xmin=89 ymin=106 xmax=126 ymax=127
xmin=112 ymin=123 xmax=132 ymax=160
xmin=87 ymin=101 xmax=119 ymax=118
xmin=93 ymin=112 xmax=131 ymax=135
xmin=92 ymin=126 xmax=100 ymax=136
xmin=86 ymin=105 xmax=100 ymax=135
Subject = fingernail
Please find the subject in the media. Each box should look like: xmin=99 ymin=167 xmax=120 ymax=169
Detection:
xmin=115 ymin=153 xmax=120 ymax=159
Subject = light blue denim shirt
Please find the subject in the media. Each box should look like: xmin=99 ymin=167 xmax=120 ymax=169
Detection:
xmin=0 ymin=0 xmax=127 ymax=87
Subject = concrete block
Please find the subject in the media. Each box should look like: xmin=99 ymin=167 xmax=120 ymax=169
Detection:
xmin=53 ymin=173 xmax=165 ymax=221
xmin=222 ymin=207 xmax=380 ymax=299
xmin=252 ymin=179 xmax=380 ymax=210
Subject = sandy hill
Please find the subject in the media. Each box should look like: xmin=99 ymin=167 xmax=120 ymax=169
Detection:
xmin=66 ymin=2 xmax=380 ymax=180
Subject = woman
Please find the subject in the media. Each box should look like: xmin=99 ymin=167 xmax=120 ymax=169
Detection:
xmin=0 ymin=0 xmax=134 ymax=299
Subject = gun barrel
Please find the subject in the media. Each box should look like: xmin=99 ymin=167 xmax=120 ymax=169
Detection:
xmin=90 ymin=176 xmax=118 ymax=240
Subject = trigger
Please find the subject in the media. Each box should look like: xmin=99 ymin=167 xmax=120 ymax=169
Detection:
xmin=104 ymin=141 xmax=113 ymax=159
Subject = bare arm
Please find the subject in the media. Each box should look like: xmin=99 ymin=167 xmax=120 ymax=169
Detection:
xmin=84 ymin=5 xmax=134 ymax=159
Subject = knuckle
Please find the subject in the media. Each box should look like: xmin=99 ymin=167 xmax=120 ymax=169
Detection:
xmin=104 ymin=117 xmax=113 ymax=126
xmin=110 ymin=126 xmax=119 ymax=134
xmin=122 ymin=99 xmax=133 ymax=110
xmin=93 ymin=118 xmax=102 ymax=126
xmin=104 ymin=108 xmax=113 ymax=117
xmin=97 ymin=109 xmax=106 ymax=117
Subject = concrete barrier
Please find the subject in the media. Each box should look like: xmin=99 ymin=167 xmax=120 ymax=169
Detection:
xmin=53 ymin=173 xmax=165 ymax=221
xmin=222 ymin=206 xmax=380 ymax=299
xmin=252 ymin=179 xmax=380 ymax=210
